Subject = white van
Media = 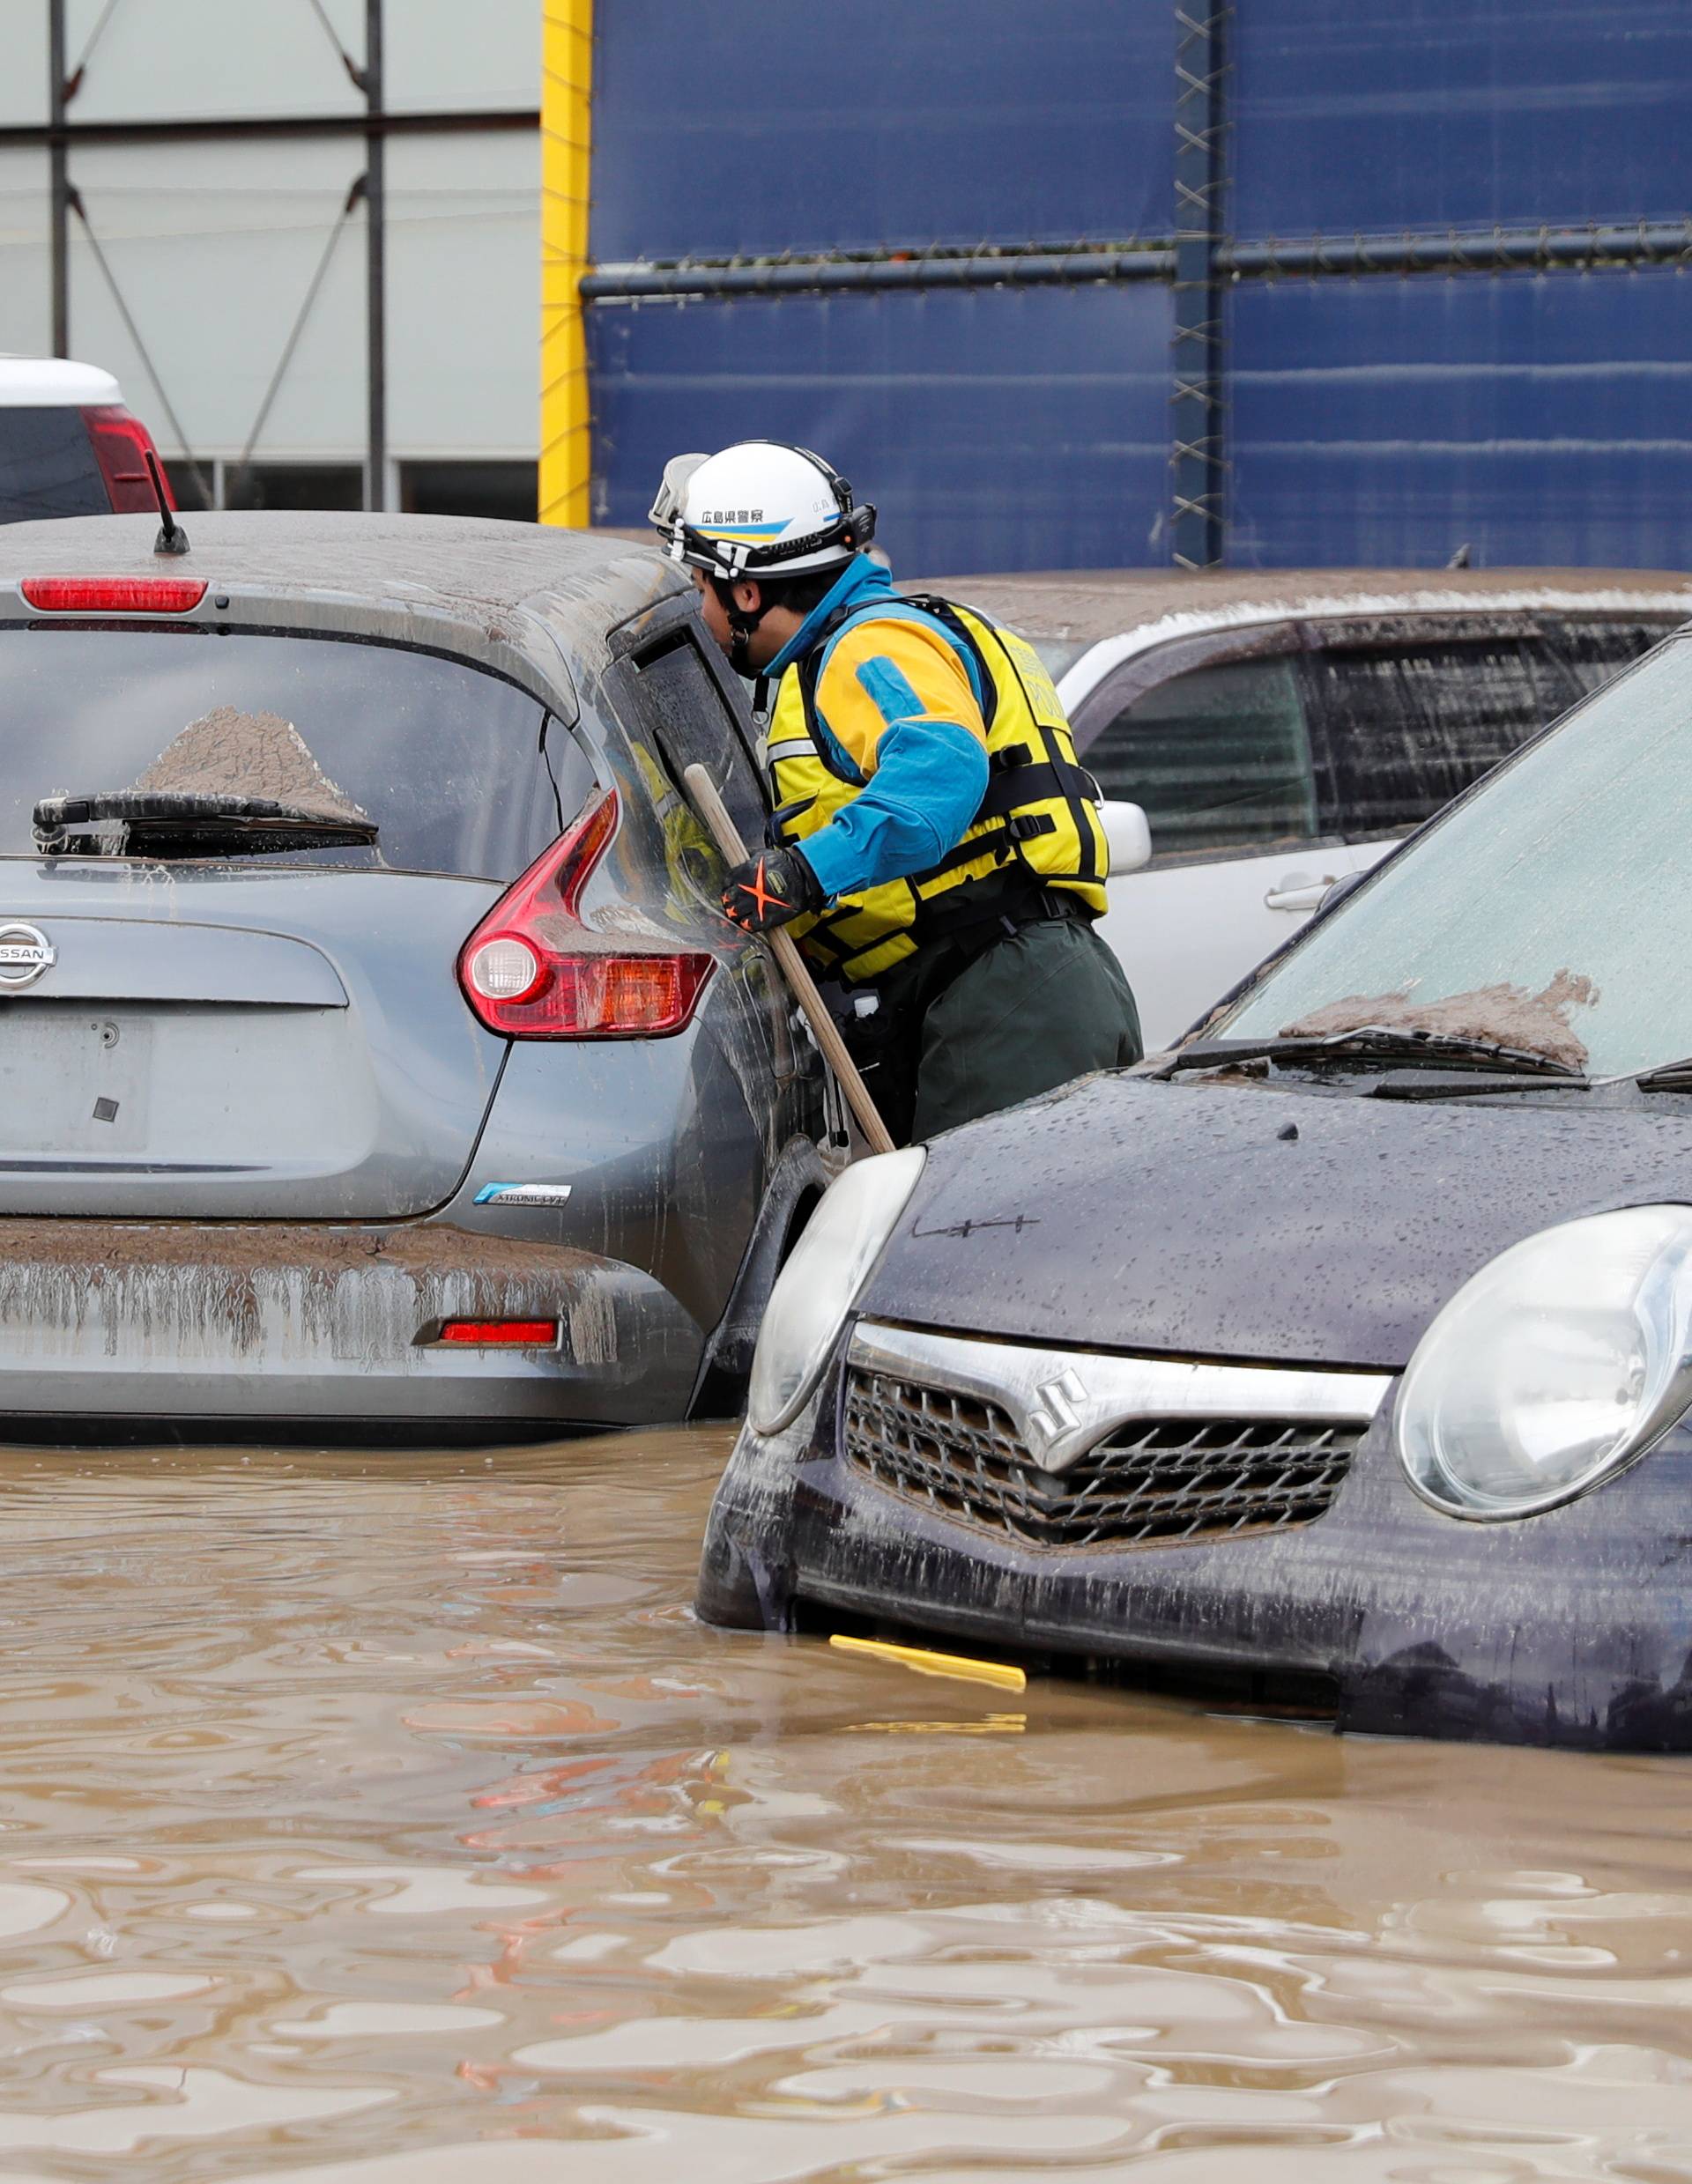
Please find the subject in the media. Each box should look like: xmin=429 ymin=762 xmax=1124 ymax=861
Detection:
xmin=0 ymin=357 xmax=175 ymax=524
xmin=943 ymin=568 xmax=1692 ymax=1049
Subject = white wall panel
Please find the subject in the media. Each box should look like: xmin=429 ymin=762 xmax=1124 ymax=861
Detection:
xmin=1 ymin=1 xmax=49 ymax=125
xmin=67 ymin=137 xmax=367 ymax=460
xmin=15 ymin=4 xmax=540 ymax=470
xmin=0 ymin=148 xmax=52 ymax=354
xmin=387 ymin=130 xmax=537 ymax=455
xmin=68 ymin=0 xmax=363 ymax=122
xmin=385 ymin=0 xmax=536 ymax=112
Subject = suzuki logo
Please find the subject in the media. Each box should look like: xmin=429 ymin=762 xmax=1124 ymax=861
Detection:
xmin=0 ymin=922 xmax=55 ymax=992
xmin=1025 ymin=1367 xmax=1088 ymax=1460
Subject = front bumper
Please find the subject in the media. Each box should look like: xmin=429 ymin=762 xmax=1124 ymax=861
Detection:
xmin=699 ymin=1319 xmax=1692 ymax=1751
xmin=0 ymin=1218 xmax=700 ymax=1433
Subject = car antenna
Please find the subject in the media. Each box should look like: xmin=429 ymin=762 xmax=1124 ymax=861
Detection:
xmin=145 ymin=451 xmax=189 ymax=557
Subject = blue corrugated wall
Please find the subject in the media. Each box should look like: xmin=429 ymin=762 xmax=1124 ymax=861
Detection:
xmin=1232 ymin=0 xmax=1692 ymax=235
xmin=591 ymin=0 xmax=1169 ymax=259
xmin=588 ymin=287 xmax=1174 ymax=576
xmin=1229 ymin=269 xmax=1692 ymax=570
xmin=587 ymin=2 xmax=1692 ymax=571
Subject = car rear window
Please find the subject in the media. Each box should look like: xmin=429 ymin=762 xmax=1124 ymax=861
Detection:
xmin=0 ymin=409 xmax=108 ymax=522
xmin=0 ymin=626 xmax=582 ymax=878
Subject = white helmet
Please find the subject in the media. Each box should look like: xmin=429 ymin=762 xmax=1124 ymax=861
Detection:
xmin=649 ymin=441 xmax=875 ymax=580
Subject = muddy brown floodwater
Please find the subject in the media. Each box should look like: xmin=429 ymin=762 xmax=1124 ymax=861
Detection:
xmin=1 ymin=1429 xmax=1691 ymax=2182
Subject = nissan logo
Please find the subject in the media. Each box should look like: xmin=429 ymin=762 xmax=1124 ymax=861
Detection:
xmin=0 ymin=922 xmax=56 ymax=992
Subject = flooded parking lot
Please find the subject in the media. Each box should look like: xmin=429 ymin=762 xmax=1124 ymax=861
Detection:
xmin=0 ymin=1426 xmax=1689 ymax=2180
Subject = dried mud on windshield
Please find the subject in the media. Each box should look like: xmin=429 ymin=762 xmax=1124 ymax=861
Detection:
xmin=1284 ymin=966 xmax=1599 ymax=1071
xmin=132 ymin=707 xmax=374 ymax=828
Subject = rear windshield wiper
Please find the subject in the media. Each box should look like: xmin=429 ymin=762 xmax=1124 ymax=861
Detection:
xmin=1158 ymin=1030 xmax=1588 ymax=1083
xmin=34 ymin=792 xmax=379 ymax=858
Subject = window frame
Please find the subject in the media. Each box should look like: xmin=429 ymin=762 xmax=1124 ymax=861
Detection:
xmin=605 ymin=591 xmax=768 ymax=830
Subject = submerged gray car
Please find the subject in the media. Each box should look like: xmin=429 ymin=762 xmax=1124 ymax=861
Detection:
xmin=0 ymin=512 xmax=825 ymax=1437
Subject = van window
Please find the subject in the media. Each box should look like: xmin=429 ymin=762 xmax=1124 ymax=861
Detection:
xmin=1547 ymin=617 xmax=1673 ymax=697
xmin=1296 ymin=636 xmax=1577 ymax=843
xmin=1080 ymin=656 xmax=1317 ymax=859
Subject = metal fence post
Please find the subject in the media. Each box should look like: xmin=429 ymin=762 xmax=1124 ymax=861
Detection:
xmin=365 ymin=0 xmax=386 ymax=512
xmin=48 ymin=0 xmax=69 ymax=357
xmin=1171 ymin=2 xmax=1227 ymax=569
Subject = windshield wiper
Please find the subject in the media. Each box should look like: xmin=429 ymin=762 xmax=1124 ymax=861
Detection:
xmin=34 ymin=792 xmax=379 ymax=857
xmin=1159 ymin=1029 xmax=1587 ymax=1082
xmin=1367 ymin=1067 xmax=1592 ymax=1099
xmin=1629 ymin=1056 xmax=1692 ymax=1093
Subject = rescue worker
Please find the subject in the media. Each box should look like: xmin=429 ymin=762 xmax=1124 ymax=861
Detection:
xmin=649 ymin=441 xmax=1141 ymax=1144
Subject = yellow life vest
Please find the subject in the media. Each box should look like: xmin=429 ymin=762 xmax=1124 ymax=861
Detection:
xmin=763 ymin=594 xmax=1109 ymax=984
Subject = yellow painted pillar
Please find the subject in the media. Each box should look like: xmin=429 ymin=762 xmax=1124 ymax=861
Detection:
xmin=539 ymin=0 xmax=593 ymax=526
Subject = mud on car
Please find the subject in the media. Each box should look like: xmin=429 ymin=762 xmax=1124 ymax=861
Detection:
xmin=0 ymin=511 xmax=827 ymax=1439
xmin=700 ymin=617 xmax=1692 ymax=1751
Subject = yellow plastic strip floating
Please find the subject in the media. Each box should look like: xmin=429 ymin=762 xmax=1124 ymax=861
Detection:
xmin=828 ymin=1633 xmax=1028 ymax=1693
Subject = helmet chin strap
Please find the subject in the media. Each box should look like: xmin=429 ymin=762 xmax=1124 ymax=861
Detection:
xmin=714 ymin=578 xmax=770 ymax=676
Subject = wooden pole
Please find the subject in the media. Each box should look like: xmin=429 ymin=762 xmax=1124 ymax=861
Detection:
xmin=683 ymin=765 xmax=896 ymax=1157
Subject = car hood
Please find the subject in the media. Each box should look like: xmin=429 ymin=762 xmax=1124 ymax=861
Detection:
xmin=859 ymin=1072 xmax=1692 ymax=1372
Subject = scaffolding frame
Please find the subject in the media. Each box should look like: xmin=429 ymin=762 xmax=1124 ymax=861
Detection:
xmin=34 ymin=0 xmax=538 ymax=512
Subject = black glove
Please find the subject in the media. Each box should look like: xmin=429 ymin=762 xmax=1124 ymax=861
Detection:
xmin=720 ymin=845 xmax=824 ymax=934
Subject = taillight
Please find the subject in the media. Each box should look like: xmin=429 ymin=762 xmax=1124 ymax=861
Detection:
xmin=436 ymin=1319 xmax=560 ymax=1348
xmin=20 ymin=576 xmax=207 ymax=614
xmin=457 ymin=788 xmax=716 ymax=1040
xmin=81 ymin=404 xmax=173 ymax=514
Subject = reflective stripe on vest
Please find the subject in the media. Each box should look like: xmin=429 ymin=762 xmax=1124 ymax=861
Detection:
xmin=763 ymin=595 xmax=1109 ymax=983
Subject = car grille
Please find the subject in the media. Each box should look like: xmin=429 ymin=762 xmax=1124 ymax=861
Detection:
xmin=842 ymin=1367 xmax=1361 ymax=1550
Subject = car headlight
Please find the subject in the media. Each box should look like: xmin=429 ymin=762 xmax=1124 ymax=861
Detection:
xmin=1397 ymin=1205 xmax=1692 ymax=1520
xmin=747 ymin=1147 xmax=927 ymax=1435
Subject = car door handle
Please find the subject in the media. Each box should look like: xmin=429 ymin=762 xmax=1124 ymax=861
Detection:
xmin=1264 ymin=873 xmax=1338 ymax=913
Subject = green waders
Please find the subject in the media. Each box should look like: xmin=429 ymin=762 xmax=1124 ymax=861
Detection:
xmin=842 ymin=908 xmax=1143 ymax=1145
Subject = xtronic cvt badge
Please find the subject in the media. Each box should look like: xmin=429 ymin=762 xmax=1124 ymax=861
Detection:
xmin=0 ymin=922 xmax=55 ymax=992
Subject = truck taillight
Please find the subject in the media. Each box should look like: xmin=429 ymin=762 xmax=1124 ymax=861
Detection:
xmin=457 ymin=788 xmax=716 ymax=1040
xmin=81 ymin=404 xmax=173 ymax=515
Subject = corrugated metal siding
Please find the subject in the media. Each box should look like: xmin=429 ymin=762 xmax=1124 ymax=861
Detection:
xmin=587 ymin=285 xmax=1174 ymax=575
xmin=585 ymin=0 xmax=1692 ymax=572
xmin=590 ymin=0 xmax=1169 ymax=261
xmin=1228 ymin=268 xmax=1692 ymax=569
xmin=1232 ymin=0 xmax=1692 ymax=237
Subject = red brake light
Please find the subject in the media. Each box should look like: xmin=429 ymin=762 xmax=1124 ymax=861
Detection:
xmin=21 ymin=577 xmax=207 ymax=614
xmin=437 ymin=1319 xmax=560 ymax=1348
xmin=82 ymin=403 xmax=173 ymax=514
xmin=456 ymin=788 xmax=715 ymax=1040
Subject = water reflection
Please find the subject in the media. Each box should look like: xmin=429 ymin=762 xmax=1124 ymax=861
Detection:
xmin=0 ymin=1429 xmax=1687 ymax=2178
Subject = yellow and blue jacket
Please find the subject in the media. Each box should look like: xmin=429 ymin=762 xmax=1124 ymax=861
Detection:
xmin=758 ymin=555 xmax=1108 ymax=983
